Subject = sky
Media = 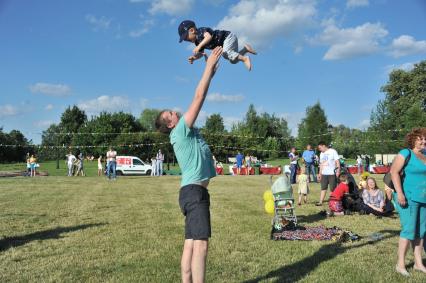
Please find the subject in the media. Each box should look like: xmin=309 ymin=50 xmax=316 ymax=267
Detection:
xmin=0 ymin=0 xmax=425 ymax=144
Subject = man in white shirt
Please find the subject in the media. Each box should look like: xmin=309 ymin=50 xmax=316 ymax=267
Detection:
xmin=356 ymin=155 xmax=363 ymax=175
xmin=316 ymin=141 xmax=341 ymax=206
xmin=66 ymin=152 xmax=76 ymax=176
xmin=106 ymin=147 xmax=117 ymax=180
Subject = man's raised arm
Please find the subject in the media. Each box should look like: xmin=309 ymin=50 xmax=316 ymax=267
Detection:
xmin=184 ymin=46 xmax=222 ymax=128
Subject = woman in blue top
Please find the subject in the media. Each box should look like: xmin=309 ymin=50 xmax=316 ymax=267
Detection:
xmin=391 ymin=127 xmax=426 ymax=277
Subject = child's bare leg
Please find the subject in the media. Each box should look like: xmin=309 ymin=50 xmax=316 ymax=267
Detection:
xmin=238 ymin=55 xmax=251 ymax=71
xmin=240 ymin=44 xmax=257 ymax=55
xmin=298 ymin=195 xmax=302 ymax=205
xmin=334 ymin=211 xmax=344 ymax=216
xmin=304 ymin=194 xmax=308 ymax=204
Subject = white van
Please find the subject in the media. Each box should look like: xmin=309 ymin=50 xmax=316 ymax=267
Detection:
xmin=115 ymin=156 xmax=152 ymax=176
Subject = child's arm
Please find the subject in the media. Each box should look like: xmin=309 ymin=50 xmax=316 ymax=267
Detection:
xmin=184 ymin=47 xmax=222 ymax=128
xmin=193 ymin=31 xmax=212 ymax=54
xmin=188 ymin=52 xmax=208 ymax=64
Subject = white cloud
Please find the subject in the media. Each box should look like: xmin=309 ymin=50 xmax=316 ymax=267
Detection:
xmin=85 ymin=14 xmax=112 ymax=31
xmin=346 ymin=0 xmax=369 ymax=8
xmin=78 ymin=95 xmax=131 ymax=114
xmin=384 ymin=62 xmax=415 ymax=75
xmin=313 ymin=21 xmax=388 ymax=60
xmin=45 ymin=104 xmax=54 ymax=110
xmin=149 ymin=0 xmax=194 ymax=16
xmin=140 ymin=98 xmax=149 ymax=109
xmin=223 ymin=116 xmax=242 ymax=129
xmin=278 ymin=112 xmax=304 ymax=136
xmin=206 ymin=92 xmax=244 ymax=103
xmin=359 ymin=119 xmax=370 ymax=129
xmin=0 ymin=104 xmax=19 ymax=118
xmin=174 ymin=75 xmax=190 ymax=83
xmin=33 ymin=120 xmax=54 ymax=128
xmin=389 ymin=35 xmax=426 ymax=58
xmin=29 ymin=83 xmax=71 ymax=96
xmin=216 ymin=0 xmax=317 ymax=47
xmin=129 ymin=18 xmax=155 ymax=38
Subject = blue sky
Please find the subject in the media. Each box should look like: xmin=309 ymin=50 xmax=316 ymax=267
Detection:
xmin=0 ymin=0 xmax=425 ymax=144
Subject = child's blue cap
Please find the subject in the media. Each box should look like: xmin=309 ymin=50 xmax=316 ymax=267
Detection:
xmin=178 ymin=20 xmax=195 ymax=42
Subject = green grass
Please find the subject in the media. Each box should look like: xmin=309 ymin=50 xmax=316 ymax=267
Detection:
xmin=0 ymin=174 xmax=424 ymax=282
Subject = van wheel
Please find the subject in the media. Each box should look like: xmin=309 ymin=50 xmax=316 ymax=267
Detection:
xmin=146 ymin=170 xmax=151 ymax=176
xmin=116 ymin=170 xmax=123 ymax=176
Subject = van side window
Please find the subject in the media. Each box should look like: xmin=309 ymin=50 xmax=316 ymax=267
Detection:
xmin=133 ymin=159 xmax=143 ymax=166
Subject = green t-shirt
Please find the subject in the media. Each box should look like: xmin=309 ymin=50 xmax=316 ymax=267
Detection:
xmin=400 ymin=149 xmax=426 ymax=203
xmin=170 ymin=117 xmax=216 ymax=187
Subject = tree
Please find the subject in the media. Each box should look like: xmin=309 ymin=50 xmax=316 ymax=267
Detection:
xmin=297 ymin=102 xmax=331 ymax=149
xmin=139 ymin=109 xmax=161 ymax=132
xmin=368 ymin=60 xmax=426 ymax=154
xmin=0 ymin=128 xmax=31 ymax=162
xmin=204 ymin=113 xmax=225 ymax=133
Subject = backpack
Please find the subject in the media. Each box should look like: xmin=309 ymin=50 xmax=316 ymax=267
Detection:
xmin=383 ymin=149 xmax=411 ymax=191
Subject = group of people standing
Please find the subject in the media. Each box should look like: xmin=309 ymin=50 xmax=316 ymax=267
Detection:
xmin=150 ymin=149 xmax=164 ymax=176
xmin=235 ymin=152 xmax=253 ymax=175
xmin=66 ymin=151 xmax=85 ymax=177
xmin=26 ymin=153 xmax=37 ymax=177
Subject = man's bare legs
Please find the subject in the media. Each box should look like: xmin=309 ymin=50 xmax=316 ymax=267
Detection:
xmin=181 ymin=239 xmax=209 ymax=283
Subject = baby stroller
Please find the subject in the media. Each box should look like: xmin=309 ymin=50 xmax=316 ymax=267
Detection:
xmin=271 ymin=175 xmax=297 ymax=227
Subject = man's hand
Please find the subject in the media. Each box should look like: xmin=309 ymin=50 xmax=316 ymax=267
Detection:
xmin=206 ymin=46 xmax=222 ymax=74
xmin=317 ymin=174 xmax=322 ymax=181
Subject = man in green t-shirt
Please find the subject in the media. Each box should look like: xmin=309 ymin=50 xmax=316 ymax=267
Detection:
xmin=155 ymin=46 xmax=222 ymax=283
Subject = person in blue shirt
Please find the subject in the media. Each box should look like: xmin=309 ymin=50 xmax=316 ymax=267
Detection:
xmin=236 ymin=151 xmax=244 ymax=175
xmin=391 ymin=128 xmax=426 ymax=277
xmin=155 ymin=47 xmax=222 ymax=283
xmin=302 ymin=144 xmax=317 ymax=182
xmin=178 ymin=20 xmax=257 ymax=71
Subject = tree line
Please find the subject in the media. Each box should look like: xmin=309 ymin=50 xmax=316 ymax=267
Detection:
xmin=1 ymin=61 xmax=424 ymax=163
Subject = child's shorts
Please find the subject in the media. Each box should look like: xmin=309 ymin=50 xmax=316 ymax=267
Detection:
xmin=329 ymin=199 xmax=343 ymax=212
xmin=179 ymin=184 xmax=211 ymax=240
xmin=222 ymin=33 xmax=239 ymax=63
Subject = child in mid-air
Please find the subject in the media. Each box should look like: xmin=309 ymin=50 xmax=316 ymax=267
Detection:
xmin=328 ymin=174 xmax=350 ymax=216
xmin=178 ymin=20 xmax=257 ymax=71
xmin=297 ymin=166 xmax=309 ymax=205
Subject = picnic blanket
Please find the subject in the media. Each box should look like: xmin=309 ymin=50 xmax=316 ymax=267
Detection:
xmin=271 ymin=220 xmax=359 ymax=242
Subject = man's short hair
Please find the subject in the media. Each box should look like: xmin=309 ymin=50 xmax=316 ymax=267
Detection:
xmin=318 ymin=141 xmax=327 ymax=146
xmin=155 ymin=110 xmax=172 ymax=134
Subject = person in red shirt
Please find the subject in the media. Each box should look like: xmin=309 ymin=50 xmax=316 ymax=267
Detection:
xmin=328 ymin=174 xmax=349 ymax=215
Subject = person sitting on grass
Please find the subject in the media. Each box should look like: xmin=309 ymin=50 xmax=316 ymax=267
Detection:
xmin=328 ymin=174 xmax=350 ymax=216
xmin=297 ymin=166 xmax=309 ymax=205
xmin=360 ymin=177 xmax=393 ymax=217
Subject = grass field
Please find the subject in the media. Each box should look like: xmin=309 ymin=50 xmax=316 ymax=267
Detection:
xmin=1 ymin=169 xmax=425 ymax=282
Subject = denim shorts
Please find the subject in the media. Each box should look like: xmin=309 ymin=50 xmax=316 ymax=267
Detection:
xmin=179 ymin=184 xmax=211 ymax=240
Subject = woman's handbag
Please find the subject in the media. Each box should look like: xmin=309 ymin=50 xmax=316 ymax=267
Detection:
xmin=383 ymin=149 xmax=411 ymax=191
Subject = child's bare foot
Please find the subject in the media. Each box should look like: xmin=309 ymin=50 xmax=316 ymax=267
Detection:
xmin=244 ymin=44 xmax=257 ymax=55
xmin=243 ymin=56 xmax=251 ymax=71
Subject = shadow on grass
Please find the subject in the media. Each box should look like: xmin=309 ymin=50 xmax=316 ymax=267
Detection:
xmin=297 ymin=213 xmax=326 ymax=224
xmin=243 ymin=229 xmax=399 ymax=283
xmin=0 ymin=223 xmax=106 ymax=252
